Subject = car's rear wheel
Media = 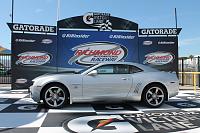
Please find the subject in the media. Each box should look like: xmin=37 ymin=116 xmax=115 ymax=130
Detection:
xmin=42 ymin=84 xmax=68 ymax=109
xmin=142 ymin=84 xmax=165 ymax=108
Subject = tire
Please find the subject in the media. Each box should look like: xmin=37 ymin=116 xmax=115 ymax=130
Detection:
xmin=42 ymin=84 xmax=69 ymax=109
xmin=142 ymin=84 xmax=166 ymax=108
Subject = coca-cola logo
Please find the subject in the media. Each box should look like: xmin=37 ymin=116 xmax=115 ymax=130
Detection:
xmin=69 ymin=42 xmax=128 ymax=65
xmin=143 ymin=52 xmax=174 ymax=65
xmin=16 ymin=51 xmax=51 ymax=66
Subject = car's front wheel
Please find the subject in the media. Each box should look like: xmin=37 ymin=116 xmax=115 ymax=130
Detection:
xmin=142 ymin=84 xmax=166 ymax=108
xmin=42 ymin=84 xmax=68 ymax=109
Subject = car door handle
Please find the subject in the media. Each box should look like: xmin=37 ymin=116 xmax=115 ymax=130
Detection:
xmin=121 ymin=78 xmax=127 ymax=80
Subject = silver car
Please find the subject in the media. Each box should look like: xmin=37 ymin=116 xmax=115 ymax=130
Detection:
xmin=30 ymin=62 xmax=179 ymax=108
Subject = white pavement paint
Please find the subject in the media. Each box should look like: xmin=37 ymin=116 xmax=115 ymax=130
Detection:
xmin=171 ymin=127 xmax=200 ymax=133
xmin=0 ymin=91 xmax=9 ymax=94
xmin=96 ymin=110 xmax=143 ymax=115
xmin=134 ymin=104 xmax=179 ymax=111
xmin=48 ymin=105 xmax=96 ymax=113
xmin=0 ymin=104 xmax=10 ymax=111
xmin=13 ymin=98 xmax=37 ymax=104
xmin=0 ymin=94 xmax=28 ymax=99
xmin=181 ymin=108 xmax=200 ymax=112
xmin=176 ymin=93 xmax=194 ymax=97
xmin=168 ymin=97 xmax=188 ymax=102
xmin=0 ymin=113 xmax=47 ymax=128
xmin=38 ymin=127 xmax=70 ymax=133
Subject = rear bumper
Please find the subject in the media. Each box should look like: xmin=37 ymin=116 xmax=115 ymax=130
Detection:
xmin=166 ymin=81 xmax=179 ymax=99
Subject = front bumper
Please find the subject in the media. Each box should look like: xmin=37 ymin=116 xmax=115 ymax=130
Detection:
xmin=15 ymin=80 xmax=34 ymax=89
xmin=30 ymin=85 xmax=42 ymax=102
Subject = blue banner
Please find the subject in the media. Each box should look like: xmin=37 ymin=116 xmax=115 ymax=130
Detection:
xmin=58 ymin=30 xmax=139 ymax=69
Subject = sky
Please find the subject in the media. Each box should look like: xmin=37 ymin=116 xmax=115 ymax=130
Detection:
xmin=0 ymin=0 xmax=200 ymax=57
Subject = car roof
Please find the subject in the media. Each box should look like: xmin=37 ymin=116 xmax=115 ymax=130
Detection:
xmin=97 ymin=62 xmax=159 ymax=72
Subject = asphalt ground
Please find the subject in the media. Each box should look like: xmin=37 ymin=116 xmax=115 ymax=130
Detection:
xmin=0 ymin=86 xmax=200 ymax=133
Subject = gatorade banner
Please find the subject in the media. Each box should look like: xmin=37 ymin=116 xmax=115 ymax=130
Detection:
xmin=12 ymin=33 xmax=57 ymax=89
xmin=139 ymin=37 xmax=178 ymax=72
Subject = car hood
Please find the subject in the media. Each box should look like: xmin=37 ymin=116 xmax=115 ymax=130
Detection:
xmin=32 ymin=71 xmax=77 ymax=81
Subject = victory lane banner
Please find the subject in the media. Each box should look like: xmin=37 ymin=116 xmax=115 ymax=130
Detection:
xmin=63 ymin=111 xmax=200 ymax=133
xmin=57 ymin=30 xmax=139 ymax=70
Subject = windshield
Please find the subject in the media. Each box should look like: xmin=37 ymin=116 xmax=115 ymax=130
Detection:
xmin=77 ymin=64 xmax=97 ymax=74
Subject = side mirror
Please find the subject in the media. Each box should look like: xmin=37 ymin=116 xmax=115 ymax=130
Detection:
xmin=87 ymin=70 xmax=98 ymax=76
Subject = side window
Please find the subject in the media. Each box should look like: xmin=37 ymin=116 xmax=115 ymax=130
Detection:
xmin=114 ymin=65 xmax=129 ymax=74
xmin=95 ymin=64 xmax=143 ymax=74
xmin=114 ymin=64 xmax=143 ymax=74
xmin=129 ymin=65 xmax=143 ymax=73
xmin=96 ymin=65 xmax=114 ymax=74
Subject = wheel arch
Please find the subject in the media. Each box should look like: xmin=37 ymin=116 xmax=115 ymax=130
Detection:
xmin=142 ymin=82 xmax=168 ymax=101
xmin=40 ymin=82 xmax=70 ymax=103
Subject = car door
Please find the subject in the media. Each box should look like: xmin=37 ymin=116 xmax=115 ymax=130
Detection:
xmin=82 ymin=64 xmax=133 ymax=100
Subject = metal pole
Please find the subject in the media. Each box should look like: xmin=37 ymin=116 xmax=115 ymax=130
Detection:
xmin=175 ymin=8 xmax=178 ymax=29
xmin=198 ymin=56 xmax=200 ymax=88
xmin=56 ymin=0 xmax=60 ymax=73
xmin=11 ymin=0 xmax=14 ymax=24
xmin=11 ymin=0 xmax=14 ymax=89
xmin=182 ymin=58 xmax=184 ymax=85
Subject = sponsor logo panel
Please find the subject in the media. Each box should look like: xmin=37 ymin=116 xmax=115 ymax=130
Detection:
xmin=16 ymin=51 xmax=51 ymax=66
xmin=158 ymin=41 xmax=175 ymax=45
xmin=142 ymin=41 xmax=175 ymax=45
xmin=109 ymin=34 xmax=135 ymax=40
xmin=83 ymin=12 xmax=112 ymax=31
xmin=143 ymin=52 xmax=174 ymax=65
xmin=15 ymin=39 xmax=36 ymax=43
xmin=143 ymin=41 xmax=153 ymax=45
xmin=68 ymin=42 xmax=128 ymax=65
xmin=41 ymin=39 xmax=53 ymax=44
xmin=62 ymin=33 xmax=90 ymax=39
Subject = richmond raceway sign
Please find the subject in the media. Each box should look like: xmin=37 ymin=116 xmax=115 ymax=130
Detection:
xmin=63 ymin=111 xmax=200 ymax=133
xmin=68 ymin=42 xmax=128 ymax=65
xmin=16 ymin=51 xmax=51 ymax=66
xmin=143 ymin=52 xmax=174 ymax=65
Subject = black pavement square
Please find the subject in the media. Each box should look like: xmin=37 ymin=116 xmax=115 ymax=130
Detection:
xmin=1 ymin=104 xmax=48 ymax=113
xmin=41 ymin=112 xmax=96 ymax=127
xmin=92 ymin=103 xmax=138 ymax=111
xmin=166 ymin=101 xmax=200 ymax=108
xmin=0 ymin=98 xmax=20 ymax=104
xmin=0 ymin=128 xmax=39 ymax=133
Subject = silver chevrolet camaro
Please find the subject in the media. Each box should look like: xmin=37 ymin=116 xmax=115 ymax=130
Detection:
xmin=30 ymin=62 xmax=179 ymax=108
